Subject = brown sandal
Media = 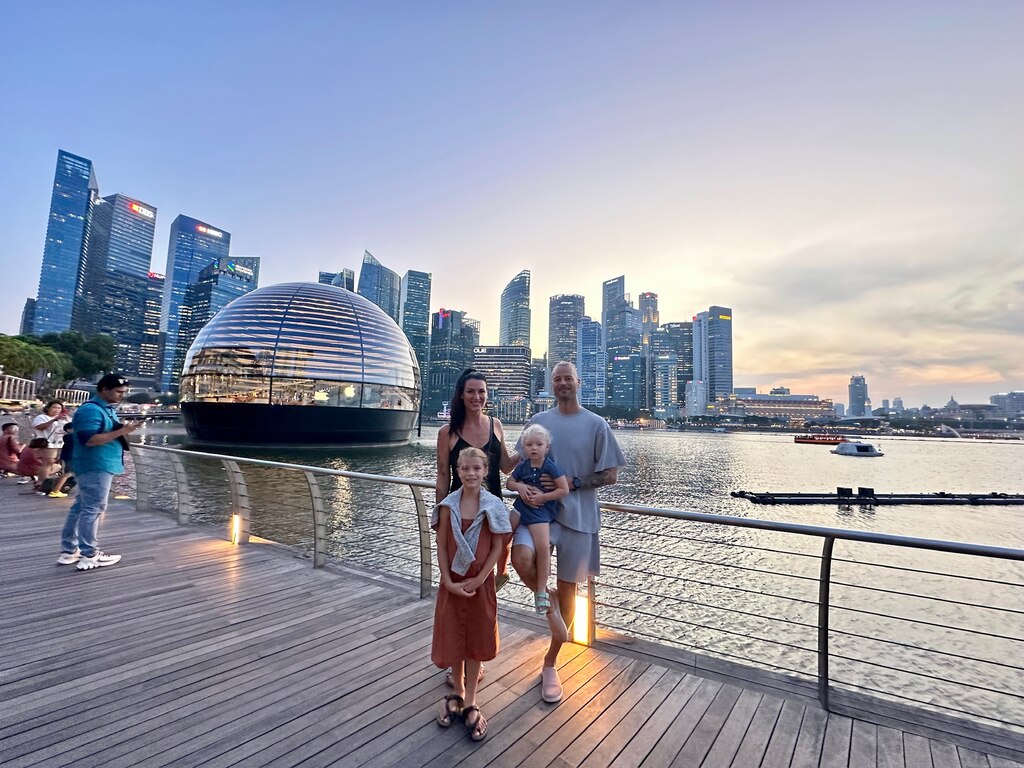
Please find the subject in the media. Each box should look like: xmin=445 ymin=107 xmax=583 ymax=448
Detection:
xmin=436 ymin=694 xmax=464 ymax=728
xmin=463 ymin=705 xmax=487 ymax=741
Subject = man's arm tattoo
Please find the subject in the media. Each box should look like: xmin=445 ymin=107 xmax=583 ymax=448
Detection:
xmin=578 ymin=469 xmax=615 ymax=490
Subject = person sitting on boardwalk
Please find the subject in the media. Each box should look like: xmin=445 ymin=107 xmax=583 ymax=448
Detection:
xmin=507 ymin=423 xmax=569 ymax=617
xmin=15 ymin=438 xmax=61 ymax=485
xmin=57 ymin=374 xmax=143 ymax=570
xmin=44 ymin=423 xmax=77 ymax=498
xmin=511 ymin=361 xmax=626 ymax=704
xmin=1 ymin=422 xmax=24 ymax=476
xmin=432 ymin=447 xmax=512 ymax=742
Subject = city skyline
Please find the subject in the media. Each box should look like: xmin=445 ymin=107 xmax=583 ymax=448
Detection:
xmin=2 ymin=3 xmax=1022 ymax=407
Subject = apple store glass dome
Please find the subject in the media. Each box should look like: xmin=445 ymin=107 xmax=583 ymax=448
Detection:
xmin=179 ymin=282 xmax=420 ymax=414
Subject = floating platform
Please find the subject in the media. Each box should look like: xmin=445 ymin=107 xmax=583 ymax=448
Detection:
xmin=731 ymin=488 xmax=1024 ymax=506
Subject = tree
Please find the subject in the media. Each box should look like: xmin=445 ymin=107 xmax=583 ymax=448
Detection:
xmin=17 ymin=331 xmax=116 ymax=380
xmin=0 ymin=334 xmax=72 ymax=379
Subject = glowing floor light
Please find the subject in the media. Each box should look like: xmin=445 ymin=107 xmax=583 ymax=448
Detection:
xmin=230 ymin=514 xmax=242 ymax=545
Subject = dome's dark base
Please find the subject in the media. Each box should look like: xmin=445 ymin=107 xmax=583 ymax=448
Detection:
xmin=182 ymin=402 xmax=417 ymax=446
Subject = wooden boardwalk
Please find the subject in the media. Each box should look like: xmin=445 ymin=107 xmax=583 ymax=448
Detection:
xmin=1 ymin=480 xmax=1021 ymax=768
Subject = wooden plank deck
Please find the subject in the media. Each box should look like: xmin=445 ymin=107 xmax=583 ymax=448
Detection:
xmin=1 ymin=479 xmax=1021 ymax=768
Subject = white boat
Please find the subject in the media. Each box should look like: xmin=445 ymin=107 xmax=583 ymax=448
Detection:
xmin=831 ymin=441 xmax=884 ymax=457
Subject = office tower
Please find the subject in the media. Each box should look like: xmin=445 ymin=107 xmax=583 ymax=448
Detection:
xmin=181 ymin=257 xmax=260 ymax=346
xmin=652 ymin=322 xmax=693 ymax=405
xmin=893 ymin=396 xmax=905 ymax=414
xmin=426 ymin=309 xmax=479 ymax=417
xmin=693 ymin=306 xmax=733 ymax=405
xmin=499 ymin=270 xmax=531 ymax=348
xmin=576 ymin=317 xmax=606 ymax=408
xmin=548 ymin=295 xmax=585 ymax=379
xmin=472 ymin=345 xmax=532 ymax=421
xmin=609 ymin=354 xmax=643 ymax=409
xmin=399 ymin=270 xmax=432 ymax=375
xmin=639 ymin=292 xmax=659 ymax=409
xmin=652 ymin=353 xmax=679 ymax=412
xmin=138 ymin=272 xmax=165 ymax=388
xmin=848 ymin=375 xmax=868 ymax=417
xmin=834 ymin=403 xmax=846 ymax=418
xmin=531 ymin=356 xmax=547 ymax=397
xmin=685 ymin=380 xmax=709 ymax=416
xmin=601 ymin=275 xmax=625 ymax=328
xmin=20 ymin=299 xmax=36 ymax=336
xmin=81 ymin=195 xmax=157 ymax=375
xmin=606 ymin=303 xmax=643 ymax=405
xmin=159 ymin=215 xmax=231 ymax=391
xmin=357 ymin=251 xmax=400 ymax=321
xmin=34 ymin=150 xmax=99 ymax=335
xmin=319 ymin=269 xmax=354 ymax=290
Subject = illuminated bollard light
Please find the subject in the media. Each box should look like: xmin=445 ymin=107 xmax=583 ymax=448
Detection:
xmin=573 ymin=585 xmax=595 ymax=646
xmin=230 ymin=514 xmax=242 ymax=545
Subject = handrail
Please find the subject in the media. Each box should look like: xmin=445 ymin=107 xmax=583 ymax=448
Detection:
xmin=134 ymin=443 xmax=1024 ymax=561
xmin=127 ymin=442 xmax=1024 ymax=738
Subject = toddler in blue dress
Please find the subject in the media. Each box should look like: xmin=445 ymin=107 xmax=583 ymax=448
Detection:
xmin=507 ymin=423 xmax=570 ymax=614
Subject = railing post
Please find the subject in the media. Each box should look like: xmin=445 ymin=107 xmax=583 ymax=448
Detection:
xmin=168 ymin=452 xmax=193 ymax=525
xmin=410 ymin=486 xmax=433 ymax=599
xmin=817 ymin=536 xmax=835 ymax=711
xmin=128 ymin=445 xmax=150 ymax=512
xmin=222 ymin=459 xmax=251 ymax=544
xmin=304 ymin=471 xmax=327 ymax=568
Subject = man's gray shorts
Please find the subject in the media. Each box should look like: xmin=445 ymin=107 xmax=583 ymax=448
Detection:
xmin=512 ymin=521 xmax=600 ymax=583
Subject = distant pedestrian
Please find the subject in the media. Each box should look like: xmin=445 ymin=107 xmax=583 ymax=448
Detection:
xmin=57 ymin=374 xmax=142 ymax=571
xmin=1 ymin=422 xmax=23 ymax=475
xmin=16 ymin=438 xmax=60 ymax=484
xmin=33 ymin=400 xmax=69 ymax=449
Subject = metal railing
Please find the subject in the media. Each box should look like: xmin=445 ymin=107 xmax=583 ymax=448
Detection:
xmin=128 ymin=443 xmax=1024 ymax=743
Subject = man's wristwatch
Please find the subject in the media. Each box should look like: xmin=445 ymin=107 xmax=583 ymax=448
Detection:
xmin=572 ymin=476 xmax=582 ymax=492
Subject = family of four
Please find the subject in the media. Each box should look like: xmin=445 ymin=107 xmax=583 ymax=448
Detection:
xmin=430 ymin=361 xmax=626 ymax=741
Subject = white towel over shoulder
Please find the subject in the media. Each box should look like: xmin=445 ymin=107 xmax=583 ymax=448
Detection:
xmin=432 ymin=488 xmax=512 ymax=576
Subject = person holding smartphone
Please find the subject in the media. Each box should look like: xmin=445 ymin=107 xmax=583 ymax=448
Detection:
xmin=57 ymin=375 xmax=143 ymax=570
xmin=33 ymin=400 xmax=70 ymax=449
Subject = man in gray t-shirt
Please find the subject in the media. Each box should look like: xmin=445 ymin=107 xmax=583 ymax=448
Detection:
xmin=511 ymin=361 xmax=626 ymax=703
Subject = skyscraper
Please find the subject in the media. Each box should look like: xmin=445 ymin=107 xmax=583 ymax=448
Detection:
xmin=319 ymin=269 xmax=354 ymax=290
xmin=606 ymin=303 xmax=643 ymax=406
xmin=159 ymin=215 xmax=231 ymax=391
xmin=548 ymin=294 xmax=585 ymax=380
xmin=139 ymin=272 xmax=165 ymax=388
xmin=601 ymin=275 xmax=625 ymax=329
xmin=472 ymin=345 xmax=532 ymax=421
xmin=357 ymin=251 xmax=400 ymax=321
xmin=576 ymin=317 xmax=606 ymax=408
xmin=652 ymin=321 xmax=693 ymax=405
xmin=33 ymin=150 xmax=99 ymax=335
xmin=849 ymin=375 xmax=869 ymax=417
xmin=693 ymin=306 xmax=733 ymax=405
xmin=426 ymin=309 xmax=478 ymax=417
xmin=499 ymin=270 xmax=531 ymax=348
xmin=181 ymin=257 xmax=260 ymax=347
xmin=400 ymin=270 xmax=432 ymax=376
xmin=639 ymin=292 xmax=659 ymax=409
xmin=82 ymin=194 xmax=158 ymax=375
xmin=19 ymin=299 xmax=36 ymax=336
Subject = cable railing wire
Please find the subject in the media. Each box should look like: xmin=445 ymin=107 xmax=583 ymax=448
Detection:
xmin=602 ymin=521 xmax=822 ymax=561
xmin=600 ymin=541 xmax=820 ymax=583
xmin=595 ymin=580 xmax=817 ymax=629
xmin=829 ymin=628 xmax=1024 ymax=672
xmin=832 ymin=604 xmax=1024 ymax=642
xmin=830 ymin=580 xmax=1024 ymax=615
xmin=829 ymin=652 xmax=1024 ymax=699
xmin=832 ymin=556 xmax=1024 ymax=589
xmin=597 ymin=564 xmax=817 ymax=606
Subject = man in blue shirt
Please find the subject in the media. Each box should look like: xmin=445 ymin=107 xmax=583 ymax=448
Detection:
xmin=57 ymin=374 xmax=143 ymax=570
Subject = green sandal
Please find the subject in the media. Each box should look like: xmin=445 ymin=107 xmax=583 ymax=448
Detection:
xmin=535 ymin=590 xmax=550 ymax=615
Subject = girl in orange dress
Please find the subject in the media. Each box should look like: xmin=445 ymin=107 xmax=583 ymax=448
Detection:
xmin=432 ymin=447 xmax=511 ymax=742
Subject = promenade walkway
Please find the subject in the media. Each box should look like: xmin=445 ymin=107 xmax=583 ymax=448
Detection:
xmin=1 ymin=480 xmax=1020 ymax=767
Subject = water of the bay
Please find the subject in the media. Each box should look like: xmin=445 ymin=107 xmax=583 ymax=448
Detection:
xmin=135 ymin=423 xmax=1024 ymax=730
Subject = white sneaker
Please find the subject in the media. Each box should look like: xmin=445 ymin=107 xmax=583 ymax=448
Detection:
xmin=57 ymin=550 xmax=81 ymax=564
xmin=76 ymin=552 xmax=121 ymax=570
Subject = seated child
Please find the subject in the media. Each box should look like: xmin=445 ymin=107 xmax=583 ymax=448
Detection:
xmin=46 ymin=423 xmax=77 ymax=497
xmin=507 ymin=424 xmax=570 ymax=614
xmin=1 ymin=422 xmax=23 ymax=475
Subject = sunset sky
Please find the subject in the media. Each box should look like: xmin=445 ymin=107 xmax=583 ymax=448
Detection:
xmin=2 ymin=1 xmax=1021 ymax=406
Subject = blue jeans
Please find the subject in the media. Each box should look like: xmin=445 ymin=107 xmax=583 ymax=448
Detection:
xmin=61 ymin=470 xmax=113 ymax=558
